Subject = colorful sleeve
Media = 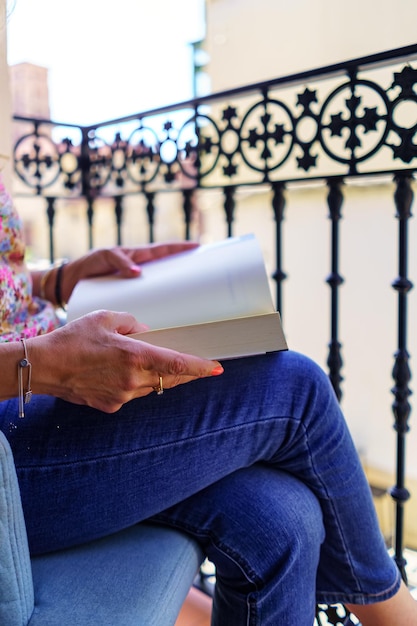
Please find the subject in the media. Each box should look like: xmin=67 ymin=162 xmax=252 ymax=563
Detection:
xmin=0 ymin=177 xmax=61 ymax=342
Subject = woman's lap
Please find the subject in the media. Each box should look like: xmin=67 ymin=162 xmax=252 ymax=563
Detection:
xmin=0 ymin=350 xmax=400 ymax=611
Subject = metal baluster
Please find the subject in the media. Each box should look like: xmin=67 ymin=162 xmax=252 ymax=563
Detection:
xmin=389 ymin=174 xmax=414 ymax=582
xmin=45 ymin=197 xmax=56 ymax=263
xmin=114 ymin=196 xmax=123 ymax=246
xmin=271 ymin=183 xmax=287 ymax=316
xmin=223 ymin=186 xmax=235 ymax=238
xmin=145 ymin=191 xmax=155 ymax=243
xmin=326 ymin=179 xmax=344 ymax=401
xmin=86 ymin=197 xmax=94 ymax=250
xmin=182 ymin=189 xmax=194 ymax=241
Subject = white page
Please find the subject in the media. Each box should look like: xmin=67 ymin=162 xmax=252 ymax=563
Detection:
xmin=67 ymin=234 xmax=275 ymax=329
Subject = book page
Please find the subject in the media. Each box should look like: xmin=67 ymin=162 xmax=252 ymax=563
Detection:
xmin=67 ymin=234 xmax=275 ymax=329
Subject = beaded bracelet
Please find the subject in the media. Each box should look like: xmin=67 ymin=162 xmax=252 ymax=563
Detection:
xmin=18 ymin=338 xmax=32 ymax=419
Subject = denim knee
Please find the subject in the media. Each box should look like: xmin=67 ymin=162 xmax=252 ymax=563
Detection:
xmin=215 ymin=465 xmax=325 ymax=591
xmin=155 ymin=464 xmax=325 ymax=592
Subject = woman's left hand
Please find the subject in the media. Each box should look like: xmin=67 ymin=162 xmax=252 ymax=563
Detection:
xmin=36 ymin=241 xmax=199 ymax=304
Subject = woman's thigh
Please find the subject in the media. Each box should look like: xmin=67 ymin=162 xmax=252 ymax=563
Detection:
xmin=2 ymin=350 xmax=329 ymax=553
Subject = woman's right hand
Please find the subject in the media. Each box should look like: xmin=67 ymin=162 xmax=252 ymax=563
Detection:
xmin=27 ymin=310 xmax=223 ymax=413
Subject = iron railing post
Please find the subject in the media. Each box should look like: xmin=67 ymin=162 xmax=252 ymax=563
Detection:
xmin=326 ymin=179 xmax=345 ymax=401
xmin=390 ymin=174 xmax=414 ymax=582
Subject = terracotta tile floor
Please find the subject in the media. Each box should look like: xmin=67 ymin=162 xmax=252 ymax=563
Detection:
xmin=175 ymin=587 xmax=212 ymax=626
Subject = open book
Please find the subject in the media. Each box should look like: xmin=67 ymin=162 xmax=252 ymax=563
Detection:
xmin=67 ymin=234 xmax=287 ymax=360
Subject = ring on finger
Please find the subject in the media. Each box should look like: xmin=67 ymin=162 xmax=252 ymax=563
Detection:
xmin=153 ymin=376 xmax=164 ymax=396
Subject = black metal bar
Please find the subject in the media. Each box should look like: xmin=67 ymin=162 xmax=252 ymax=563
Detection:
xmin=182 ymin=189 xmax=194 ymax=241
xmin=114 ymin=196 xmax=123 ymax=246
xmin=145 ymin=191 xmax=155 ymax=243
xmin=271 ymin=183 xmax=287 ymax=314
xmin=79 ymin=127 xmax=91 ymax=199
xmin=86 ymin=197 xmax=94 ymax=250
xmin=389 ymin=174 xmax=414 ymax=582
xmin=326 ymin=179 xmax=345 ymax=401
xmin=223 ymin=186 xmax=235 ymax=238
xmin=45 ymin=197 xmax=56 ymax=263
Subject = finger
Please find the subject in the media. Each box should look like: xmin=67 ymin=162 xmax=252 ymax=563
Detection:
xmin=146 ymin=373 xmax=197 ymax=395
xmin=106 ymin=243 xmax=199 ymax=278
xmin=81 ymin=242 xmax=201 ymax=280
xmin=133 ymin=339 xmax=223 ymax=381
xmin=128 ymin=241 xmax=199 ymax=268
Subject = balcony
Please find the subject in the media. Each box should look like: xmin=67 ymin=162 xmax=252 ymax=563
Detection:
xmin=11 ymin=44 xmax=417 ymax=625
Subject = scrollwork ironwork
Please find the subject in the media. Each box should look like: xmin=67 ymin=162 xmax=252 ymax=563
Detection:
xmin=12 ymin=47 xmax=417 ymax=198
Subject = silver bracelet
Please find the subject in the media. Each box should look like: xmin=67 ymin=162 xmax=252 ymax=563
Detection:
xmin=18 ymin=338 xmax=32 ymax=418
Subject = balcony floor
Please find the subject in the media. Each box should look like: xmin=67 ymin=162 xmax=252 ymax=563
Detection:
xmin=175 ymin=586 xmax=212 ymax=626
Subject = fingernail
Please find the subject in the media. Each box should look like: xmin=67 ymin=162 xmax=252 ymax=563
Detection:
xmin=211 ymin=365 xmax=224 ymax=376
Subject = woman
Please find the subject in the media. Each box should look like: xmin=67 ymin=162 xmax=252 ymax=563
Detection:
xmin=1 ymin=177 xmax=416 ymax=625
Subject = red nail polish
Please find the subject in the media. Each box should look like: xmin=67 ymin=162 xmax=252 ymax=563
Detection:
xmin=211 ymin=365 xmax=224 ymax=376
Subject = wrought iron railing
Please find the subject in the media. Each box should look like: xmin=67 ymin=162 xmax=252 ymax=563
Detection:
xmin=12 ymin=44 xmax=417 ymax=625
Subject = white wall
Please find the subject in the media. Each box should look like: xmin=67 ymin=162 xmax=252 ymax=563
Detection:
xmin=205 ymin=0 xmax=417 ymax=92
xmin=0 ymin=0 xmax=12 ymax=186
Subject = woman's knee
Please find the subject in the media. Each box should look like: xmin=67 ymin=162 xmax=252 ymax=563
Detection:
xmin=159 ymin=464 xmax=325 ymax=589
xmin=217 ymin=465 xmax=325 ymax=565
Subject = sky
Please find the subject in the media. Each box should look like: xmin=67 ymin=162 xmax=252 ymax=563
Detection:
xmin=6 ymin=0 xmax=206 ymax=125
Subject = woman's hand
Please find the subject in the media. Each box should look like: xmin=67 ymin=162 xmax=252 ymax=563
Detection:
xmin=27 ymin=310 xmax=223 ymax=413
xmin=33 ymin=242 xmax=199 ymax=305
xmin=62 ymin=241 xmax=199 ymax=303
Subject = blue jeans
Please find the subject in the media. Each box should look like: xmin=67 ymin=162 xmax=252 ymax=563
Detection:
xmin=1 ymin=351 xmax=400 ymax=625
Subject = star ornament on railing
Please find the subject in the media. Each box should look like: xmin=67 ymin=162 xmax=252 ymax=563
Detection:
xmin=387 ymin=65 xmax=417 ymax=164
xmin=296 ymin=150 xmax=318 ymax=171
xmin=222 ymin=105 xmax=239 ymax=124
xmin=293 ymin=88 xmax=320 ymax=172
xmin=392 ymin=64 xmax=417 ymax=97
xmin=297 ymin=87 xmax=319 ymax=110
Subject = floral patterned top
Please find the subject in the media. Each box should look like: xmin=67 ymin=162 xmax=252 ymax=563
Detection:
xmin=0 ymin=177 xmax=61 ymax=342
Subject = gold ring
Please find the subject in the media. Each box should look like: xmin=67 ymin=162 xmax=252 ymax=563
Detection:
xmin=153 ymin=376 xmax=164 ymax=395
